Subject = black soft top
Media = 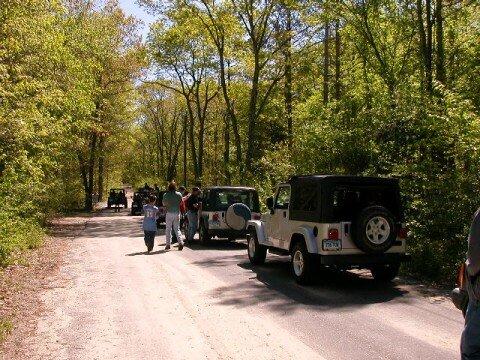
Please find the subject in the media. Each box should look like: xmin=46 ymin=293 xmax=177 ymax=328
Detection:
xmin=289 ymin=175 xmax=399 ymax=186
xmin=205 ymin=186 xmax=257 ymax=192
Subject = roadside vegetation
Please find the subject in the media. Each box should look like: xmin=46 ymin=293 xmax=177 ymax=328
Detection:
xmin=0 ymin=1 xmax=143 ymax=266
xmin=1 ymin=0 xmax=479 ymax=284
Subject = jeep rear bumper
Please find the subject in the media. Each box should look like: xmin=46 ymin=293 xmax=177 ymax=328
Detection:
xmin=319 ymin=253 xmax=411 ymax=267
xmin=207 ymin=229 xmax=247 ymax=239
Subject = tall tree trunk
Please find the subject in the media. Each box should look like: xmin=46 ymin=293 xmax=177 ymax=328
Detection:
xmin=97 ymin=136 xmax=105 ymax=201
xmin=185 ymin=100 xmax=199 ymax=180
xmin=85 ymin=132 xmax=97 ymax=211
xmin=284 ymin=7 xmax=293 ymax=148
xmin=183 ymin=113 xmax=187 ymax=187
xmin=416 ymin=0 xmax=428 ymax=93
xmin=323 ymin=22 xmax=330 ymax=104
xmin=246 ymin=52 xmax=261 ymax=173
xmin=435 ymin=0 xmax=445 ymax=84
xmin=426 ymin=0 xmax=433 ymax=93
xmin=334 ymin=19 xmax=341 ymax=100
xmin=219 ymin=52 xmax=242 ymax=175
xmin=223 ymin=112 xmax=231 ymax=185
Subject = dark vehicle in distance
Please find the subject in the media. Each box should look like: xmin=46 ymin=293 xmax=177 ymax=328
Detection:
xmin=107 ymin=189 xmax=128 ymax=209
xmin=131 ymin=189 xmax=152 ymax=216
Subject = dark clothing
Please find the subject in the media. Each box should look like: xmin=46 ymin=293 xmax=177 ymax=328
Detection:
xmin=462 ymin=300 xmax=480 ymax=360
xmin=187 ymin=195 xmax=201 ymax=213
xmin=462 ymin=208 xmax=480 ymax=359
xmin=144 ymin=230 xmax=156 ymax=252
xmin=466 ymin=209 xmax=480 ymax=302
xmin=467 ymin=209 xmax=480 ymax=280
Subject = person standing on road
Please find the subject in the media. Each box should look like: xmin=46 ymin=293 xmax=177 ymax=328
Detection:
xmin=143 ymin=195 xmax=158 ymax=253
xmin=162 ymin=181 xmax=184 ymax=251
xmin=461 ymin=208 xmax=480 ymax=359
xmin=186 ymin=187 xmax=201 ymax=243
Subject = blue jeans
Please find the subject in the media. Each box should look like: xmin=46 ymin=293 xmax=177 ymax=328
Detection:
xmin=462 ymin=300 xmax=480 ymax=359
xmin=186 ymin=211 xmax=198 ymax=241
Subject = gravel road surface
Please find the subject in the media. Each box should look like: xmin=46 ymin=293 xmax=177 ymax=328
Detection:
xmin=3 ymin=210 xmax=464 ymax=360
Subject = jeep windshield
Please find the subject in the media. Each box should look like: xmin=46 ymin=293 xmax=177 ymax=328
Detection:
xmin=208 ymin=189 xmax=260 ymax=213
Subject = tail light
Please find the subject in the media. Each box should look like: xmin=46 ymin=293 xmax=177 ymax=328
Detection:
xmin=457 ymin=262 xmax=466 ymax=289
xmin=212 ymin=213 xmax=220 ymax=221
xmin=253 ymin=213 xmax=261 ymax=220
xmin=398 ymin=226 xmax=408 ymax=239
xmin=328 ymin=228 xmax=339 ymax=240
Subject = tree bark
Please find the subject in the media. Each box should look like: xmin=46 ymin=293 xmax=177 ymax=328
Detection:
xmin=97 ymin=136 xmax=105 ymax=201
xmin=223 ymin=112 xmax=231 ymax=185
xmin=284 ymin=7 xmax=293 ymax=148
xmin=334 ymin=19 xmax=341 ymax=100
xmin=246 ymin=51 xmax=261 ymax=172
xmin=426 ymin=0 xmax=433 ymax=93
xmin=323 ymin=22 xmax=330 ymax=104
xmin=435 ymin=0 xmax=445 ymax=84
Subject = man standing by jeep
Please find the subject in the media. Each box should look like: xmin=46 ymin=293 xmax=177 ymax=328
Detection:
xmin=162 ymin=181 xmax=184 ymax=251
xmin=186 ymin=187 xmax=201 ymax=243
xmin=461 ymin=208 xmax=480 ymax=359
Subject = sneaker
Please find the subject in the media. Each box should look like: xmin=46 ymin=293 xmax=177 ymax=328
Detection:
xmin=178 ymin=243 xmax=184 ymax=251
xmin=165 ymin=245 xmax=171 ymax=251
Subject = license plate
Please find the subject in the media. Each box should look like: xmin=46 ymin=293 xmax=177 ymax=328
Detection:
xmin=209 ymin=220 xmax=220 ymax=227
xmin=322 ymin=239 xmax=342 ymax=251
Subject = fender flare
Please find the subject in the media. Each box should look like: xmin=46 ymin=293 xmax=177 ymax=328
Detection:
xmin=290 ymin=225 xmax=318 ymax=254
xmin=247 ymin=220 xmax=267 ymax=245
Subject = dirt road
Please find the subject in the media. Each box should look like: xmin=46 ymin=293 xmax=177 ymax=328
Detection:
xmin=3 ymin=210 xmax=464 ymax=360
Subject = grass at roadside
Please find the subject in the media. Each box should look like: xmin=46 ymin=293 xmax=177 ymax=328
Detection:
xmin=0 ymin=319 xmax=13 ymax=342
xmin=0 ymin=214 xmax=44 ymax=267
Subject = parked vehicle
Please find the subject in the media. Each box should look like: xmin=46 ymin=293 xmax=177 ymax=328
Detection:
xmin=107 ymin=189 xmax=128 ymax=209
xmin=246 ymin=175 xmax=410 ymax=284
xmin=131 ymin=190 xmax=150 ymax=216
xmin=198 ymin=186 xmax=261 ymax=244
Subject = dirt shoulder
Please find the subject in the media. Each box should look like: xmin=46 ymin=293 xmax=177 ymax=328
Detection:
xmin=0 ymin=216 xmax=87 ymax=358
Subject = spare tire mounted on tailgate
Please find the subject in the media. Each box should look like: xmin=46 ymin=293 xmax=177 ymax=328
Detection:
xmin=351 ymin=205 xmax=397 ymax=254
xmin=225 ymin=203 xmax=252 ymax=231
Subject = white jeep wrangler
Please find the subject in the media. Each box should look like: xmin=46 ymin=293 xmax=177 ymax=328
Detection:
xmin=246 ymin=175 xmax=410 ymax=284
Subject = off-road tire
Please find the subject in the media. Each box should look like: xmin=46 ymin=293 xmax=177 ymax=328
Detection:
xmin=291 ymin=241 xmax=314 ymax=285
xmin=199 ymin=221 xmax=211 ymax=245
xmin=351 ymin=206 xmax=397 ymax=254
xmin=247 ymin=230 xmax=266 ymax=265
xmin=370 ymin=263 xmax=400 ymax=282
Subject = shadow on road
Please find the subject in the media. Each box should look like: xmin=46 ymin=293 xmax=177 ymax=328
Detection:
xmin=185 ymin=240 xmax=247 ymax=251
xmin=194 ymin=252 xmax=410 ymax=313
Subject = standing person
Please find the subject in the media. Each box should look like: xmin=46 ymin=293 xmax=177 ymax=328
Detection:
xmin=162 ymin=181 xmax=184 ymax=251
xmin=186 ymin=187 xmax=201 ymax=243
xmin=461 ymin=208 xmax=480 ymax=359
xmin=178 ymin=186 xmax=187 ymax=196
xmin=143 ymin=195 xmax=158 ymax=253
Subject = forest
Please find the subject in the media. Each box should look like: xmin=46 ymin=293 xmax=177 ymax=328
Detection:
xmin=1 ymin=0 xmax=479 ymax=282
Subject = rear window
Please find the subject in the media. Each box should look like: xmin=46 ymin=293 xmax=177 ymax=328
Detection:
xmin=208 ymin=189 xmax=260 ymax=212
xmin=330 ymin=186 xmax=402 ymax=221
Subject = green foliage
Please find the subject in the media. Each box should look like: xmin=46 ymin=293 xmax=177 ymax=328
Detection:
xmin=0 ymin=0 xmax=142 ymax=265
xmin=0 ymin=319 xmax=13 ymax=342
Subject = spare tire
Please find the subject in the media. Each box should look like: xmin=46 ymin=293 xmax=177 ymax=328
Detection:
xmin=225 ymin=203 xmax=251 ymax=231
xmin=351 ymin=206 xmax=396 ymax=254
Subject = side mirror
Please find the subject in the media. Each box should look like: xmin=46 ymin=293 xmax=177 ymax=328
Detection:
xmin=266 ymin=196 xmax=274 ymax=210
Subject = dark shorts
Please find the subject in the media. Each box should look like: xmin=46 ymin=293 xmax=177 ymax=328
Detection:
xmin=462 ymin=300 xmax=480 ymax=359
xmin=144 ymin=230 xmax=156 ymax=251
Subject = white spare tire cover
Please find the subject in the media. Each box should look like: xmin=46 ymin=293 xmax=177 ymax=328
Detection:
xmin=225 ymin=203 xmax=252 ymax=231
